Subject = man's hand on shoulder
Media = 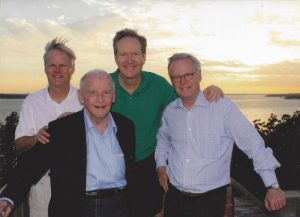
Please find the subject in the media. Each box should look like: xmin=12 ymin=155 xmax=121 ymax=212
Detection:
xmin=36 ymin=125 xmax=50 ymax=144
xmin=203 ymin=85 xmax=224 ymax=102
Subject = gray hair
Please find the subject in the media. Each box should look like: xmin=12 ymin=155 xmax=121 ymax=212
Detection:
xmin=80 ymin=69 xmax=115 ymax=91
xmin=168 ymin=53 xmax=201 ymax=76
xmin=43 ymin=37 xmax=76 ymax=67
xmin=113 ymin=28 xmax=147 ymax=56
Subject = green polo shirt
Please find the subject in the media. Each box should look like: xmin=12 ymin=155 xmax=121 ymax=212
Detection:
xmin=111 ymin=70 xmax=177 ymax=161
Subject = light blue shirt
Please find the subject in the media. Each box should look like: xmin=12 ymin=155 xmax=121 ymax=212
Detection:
xmin=155 ymin=91 xmax=280 ymax=193
xmin=84 ymin=110 xmax=126 ymax=191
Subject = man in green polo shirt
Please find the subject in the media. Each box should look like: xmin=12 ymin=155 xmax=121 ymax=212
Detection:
xmin=110 ymin=28 xmax=223 ymax=217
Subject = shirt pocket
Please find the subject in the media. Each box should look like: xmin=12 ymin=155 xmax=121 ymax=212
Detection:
xmin=113 ymin=153 xmax=126 ymax=178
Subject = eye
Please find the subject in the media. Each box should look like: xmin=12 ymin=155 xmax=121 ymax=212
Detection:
xmin=59 ymin=64 xmax=68 ymax=68
xmin=87 ymin=90 xmax=97 ymax=97
xmin=47 ymin=64 xmax=55 ymax=68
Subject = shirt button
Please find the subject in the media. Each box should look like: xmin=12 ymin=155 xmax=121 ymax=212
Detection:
xmin=186 ymin=159 xmax=190 ymax=163
xmin=188 ymin=128 xmax=191 ymax=131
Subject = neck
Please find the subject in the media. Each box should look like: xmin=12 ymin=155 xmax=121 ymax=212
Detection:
xmin=182 ymin=91 xmax=200 ymax=110
xmin=93 ymin=116 xmax=109 ymax=135
xmin=48 ymin=85 xmax=70 ymax=103
xmin=118 ymin=73 xmax=141 ymax=94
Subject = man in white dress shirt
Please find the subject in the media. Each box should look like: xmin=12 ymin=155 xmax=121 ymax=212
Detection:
xmin=155 ymin=53 xmax=286 ymax=217
xmin=14 ymin=38 xmax=82 ymax=217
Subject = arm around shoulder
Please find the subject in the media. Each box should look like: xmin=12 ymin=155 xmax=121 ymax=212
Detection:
xmin=15 ymin=136 xmax=37 ymax=152
xmin=15 ymin=125 xmax=50 ymax=152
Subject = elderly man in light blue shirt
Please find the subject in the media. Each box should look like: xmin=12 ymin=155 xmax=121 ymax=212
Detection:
xmin=84 ymin=110 xmax=126 ymax=191
xmin=155 ymin=53 xmax=286 ymax=217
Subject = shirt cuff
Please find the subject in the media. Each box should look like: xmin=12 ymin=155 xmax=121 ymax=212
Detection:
xmin=155 ymin=158 xmax=167 ymax=169
xmin=0 ymin=197 xmax=14 ymax=207
xmin=259 ymin=170 xmax=279 ymax=187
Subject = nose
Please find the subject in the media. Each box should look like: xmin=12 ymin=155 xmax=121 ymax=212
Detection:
xmin=179 ymin=76 xmax=187 ymax=84
xmin=53 ymin=66 xmax=61 ymax=73
xmin=127 ymin=55 xmax=133 ymax=63
xmin=96 ymin=93 xmax=105 ymax=102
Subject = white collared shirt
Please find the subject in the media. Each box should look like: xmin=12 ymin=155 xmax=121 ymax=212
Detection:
xmin=15 ymin=85 xmax=82 ymax=139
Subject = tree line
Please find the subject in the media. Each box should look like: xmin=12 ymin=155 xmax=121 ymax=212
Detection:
xmin=231 ymin=110 xmax=300 ymax=201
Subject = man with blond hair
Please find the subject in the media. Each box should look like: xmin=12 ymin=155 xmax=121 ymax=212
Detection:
xmin=14 ymin=38 xmax=82 ymax=217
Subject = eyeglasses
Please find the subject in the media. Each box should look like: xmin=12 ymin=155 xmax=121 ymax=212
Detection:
xmin=86 ymin=90 xmax=114 ymax=99
xmin=170 ymin=72 xmax=195 ymax=83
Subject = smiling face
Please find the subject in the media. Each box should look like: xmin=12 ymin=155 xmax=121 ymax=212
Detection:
xmin=78 ymin=74 xmax=115 ymax=124
xmin=44 ymin=49 xmax=74 ymax=89
xmin=114 ymin=37 xmax=146 ymax=80
xmin=170 ymin=58 xmax=201 ymax=108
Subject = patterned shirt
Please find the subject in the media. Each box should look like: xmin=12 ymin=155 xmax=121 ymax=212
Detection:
xmin=155 ymin=91 xmax=280 ymax=193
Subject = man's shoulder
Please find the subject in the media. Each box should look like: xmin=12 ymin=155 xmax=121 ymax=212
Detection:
xmin=110 ymin=71 xmax=118 ymax=80
xmin=24 ymin=87 xmax=47 ymax=101
xmin=214 ymin=96 xmax=232 ymax=106
xmin=143 ymin=71 xmax=166 ymax=81
xmin=142 ymin=71 xmax=173 ymax=92
xmin=164 ymin=98 xmax=178 ymax=111
xmin=49 ymin=110 xmax=83 ymax=128
xmin=111 ymin=111 xmax=133 ymax=124
xmin=205 ymin=96 xmax=234 ymax=113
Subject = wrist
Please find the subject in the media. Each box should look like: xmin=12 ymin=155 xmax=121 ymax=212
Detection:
xmin=267 ymin=183 xmax=280 ymax=190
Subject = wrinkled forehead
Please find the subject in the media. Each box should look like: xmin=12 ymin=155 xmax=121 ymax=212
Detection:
xmin=83 ymin=75 xmax=114 ymax=91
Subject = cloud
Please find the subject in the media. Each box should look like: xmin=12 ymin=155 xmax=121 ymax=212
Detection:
xmin=252 ymin=60 xmax=300 ymax=76
xmin=269 ymin=31 xmax=300 ymax=47
xmin=202 ymin=59 xmax=300 ymax=82
xmin=1 ymin=18 xmax=36 ymax=37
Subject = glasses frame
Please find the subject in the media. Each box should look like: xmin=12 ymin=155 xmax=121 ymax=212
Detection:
xmin=170 ymin=72 xmax=195 ymax=83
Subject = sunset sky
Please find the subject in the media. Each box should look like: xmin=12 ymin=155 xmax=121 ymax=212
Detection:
xmin=0 ymin=0 xmax=300 ymax=94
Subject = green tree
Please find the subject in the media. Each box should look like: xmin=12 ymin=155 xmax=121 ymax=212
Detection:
xmin=231 ymin=110 xmax=300 ymax=201
xmin=0 ymin=112 xmax=19 ymax=188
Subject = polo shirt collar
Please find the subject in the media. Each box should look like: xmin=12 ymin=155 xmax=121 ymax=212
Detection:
xmin=44 ymin=85 xmax=74 ymax=103
xmin=114 ymin=69 xmax=148 ymax=96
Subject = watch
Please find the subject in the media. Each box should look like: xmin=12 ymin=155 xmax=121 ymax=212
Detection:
xmin=267 ymin=183 xmax=280 ymax=190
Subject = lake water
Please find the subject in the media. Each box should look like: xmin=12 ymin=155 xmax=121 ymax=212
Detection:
xmin=228 ymin=94 xmax=300 ymax=122
xmin=0 ymin=95 xmax=300 ymax=123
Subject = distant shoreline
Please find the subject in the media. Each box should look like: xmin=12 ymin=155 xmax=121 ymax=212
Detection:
xmin=0 ymin=93 xmax=300 ymax=99
xmin=0 ymin=94 xmax=27 ymax=99
xmin=265 ymin=94 xmax=300 ymax=100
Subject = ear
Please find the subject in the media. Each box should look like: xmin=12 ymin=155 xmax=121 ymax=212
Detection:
xmin=71 ymin=65 xmax=75 ymax=75
xmin=112 ymin=93 xmax=116 ymax=103
xmin=142 ymin=53 xmax=146 ymax=65
xmin=114 ymin=54 xmax=118 ymax=64
xmin=78 ymin=89 xmax=84 ymax=105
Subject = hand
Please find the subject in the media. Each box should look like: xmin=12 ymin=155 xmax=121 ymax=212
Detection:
xmin=157 ymin=166 xmax=169 ymax=193
xmin=203 ymin=85 xmax=224 ymax=102
xmin=264 ymin=188 xmax=286 ymax=212
xmin=0 ymin=200 xmax=13 ymax=217
xmin=36 ymin=126 xmax=50 ymax=144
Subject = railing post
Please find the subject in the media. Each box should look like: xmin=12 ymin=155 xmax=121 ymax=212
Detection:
xmin=278 ymin=191 xmax=300 ymax=217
